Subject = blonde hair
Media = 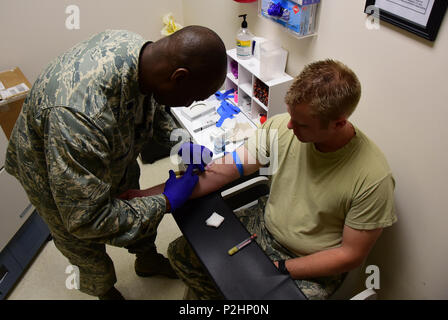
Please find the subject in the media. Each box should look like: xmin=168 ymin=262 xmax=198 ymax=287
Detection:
xmin=285 ymin=59 xmax=361 ymax=127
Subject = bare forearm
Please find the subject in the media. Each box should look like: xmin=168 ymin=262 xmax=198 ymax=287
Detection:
xmin=190 ymin=155 xmax=240 ymax=199
xmin=128 ymin=161 xmax=238 ymax=205
xmin=279 ymin=247 xmax=362 ymax=279
xmin=137 ymin=146 xmax=261 ymax=202
xmin=190 ymin=145 xmax=262 ymax=199
xmin=277 ymin=226 xmax=382 ymax=279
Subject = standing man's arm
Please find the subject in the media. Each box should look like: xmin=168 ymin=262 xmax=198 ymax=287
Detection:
xmin=45 ymin=107 xmax=171 ymax=247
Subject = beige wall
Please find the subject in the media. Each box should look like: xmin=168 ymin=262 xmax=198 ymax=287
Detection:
xmin=2 ymin=0 xmax=448 ymax=299
xmin=0 ymin=0 xmax=184 ymax=82
xmin=183 ymin=0 xmax=448 ymax=299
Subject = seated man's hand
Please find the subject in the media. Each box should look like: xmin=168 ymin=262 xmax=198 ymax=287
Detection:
xmin=178 ymin=141 xmax=213 ymax=172
xmin=163 ymin=164 xmax=199 ymax=211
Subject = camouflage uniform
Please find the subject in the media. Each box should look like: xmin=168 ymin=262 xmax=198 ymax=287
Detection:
xmin=168 ymin=196 xmax=344 ymax=300
xmin=5 ymin=30 xmax=179 ymax=296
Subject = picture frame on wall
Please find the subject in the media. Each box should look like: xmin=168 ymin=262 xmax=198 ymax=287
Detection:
xmin=364 ymin=0 xmax=447 ymax=41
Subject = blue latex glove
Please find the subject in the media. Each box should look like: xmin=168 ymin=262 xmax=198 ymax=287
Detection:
xmin=178 ymin=142 xmax=213 ymax=172
xmin=163 ymin=164 xmax=199 ymax=211
xmin=215 ymin=89 xmax=241 ymax=127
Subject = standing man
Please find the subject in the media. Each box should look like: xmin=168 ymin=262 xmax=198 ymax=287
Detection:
xmin=5 ymin=26 xmax=227 ymax=299
xmin=167 ymin=59 xmax=397 ymax=300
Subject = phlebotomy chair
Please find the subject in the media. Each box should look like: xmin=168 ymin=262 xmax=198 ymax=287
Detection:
xmin=219 ymin=175 xmax=377 ymax=300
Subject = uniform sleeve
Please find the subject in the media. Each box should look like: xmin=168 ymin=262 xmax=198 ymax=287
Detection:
xmin=44 ymin=107 xmax=167 ymax=247
xmin=345 ymin=174 xmax=397 ymax=230
xmin=152 ymin=103 xmax=181 ymax=148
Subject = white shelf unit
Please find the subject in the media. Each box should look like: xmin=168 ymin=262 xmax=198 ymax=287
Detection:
xmin=225 ymin=48 xmax=293 ymax=126
xmin=0 ymin=129 xmax=34 ymax=252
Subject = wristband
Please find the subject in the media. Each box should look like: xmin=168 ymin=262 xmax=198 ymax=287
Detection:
xmin=278 ymin=259 xmax=290 ymax=275
xmin=232 ymin=150 xmax=244 ymax=177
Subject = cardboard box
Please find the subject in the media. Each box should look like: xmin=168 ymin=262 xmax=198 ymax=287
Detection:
xmin=0 ymin=67 xmax=31 ymax=139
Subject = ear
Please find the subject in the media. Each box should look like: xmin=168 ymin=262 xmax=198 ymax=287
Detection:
xmin=170 ymin=68 xmax=190 ymax=84
xmin=333 ymin=118 xmax=347 ymax=130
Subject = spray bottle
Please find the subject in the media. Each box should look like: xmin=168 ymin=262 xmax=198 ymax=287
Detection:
xmin=236 ymin=14 xmax=253 ymax=60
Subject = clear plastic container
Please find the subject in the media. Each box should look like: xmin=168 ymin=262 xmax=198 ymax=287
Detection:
xmin=210 ymin=127 xmax=226 ymax=154
xmin=259 ymin=41 xmax=287 ymax=82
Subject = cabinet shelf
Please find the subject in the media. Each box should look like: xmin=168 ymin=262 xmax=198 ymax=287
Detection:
xmin=239 ymin=82 xmax=253 ymax=97
xmin=226 ymin=72 xmax=238 ymax=86
xmin=240 ymin=110 xmax=258 ymax=127
xmin=252 ymin=96 xmax=268 ymax=112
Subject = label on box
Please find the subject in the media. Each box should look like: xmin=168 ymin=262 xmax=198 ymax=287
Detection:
xmin=290 ymin=0 xmax=320 ymax=5
xmin=0 ymin=83 xmax=29 ymax=101
xmin=261 ymin=0 xmax=319 ymax=36
xmin=0 ymin=83 xmax=29 ymax=100
xmin=9 ymin=83 xmax=29 ymax=96
xmin=0 ymin=89 xmax=11 ymax=100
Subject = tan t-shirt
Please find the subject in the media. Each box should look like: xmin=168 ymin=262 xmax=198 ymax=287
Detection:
xmin=246 ymin=113 xmax=397 ymax=257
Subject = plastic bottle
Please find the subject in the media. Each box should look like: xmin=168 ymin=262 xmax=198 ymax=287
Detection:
xmin=236 ymin=14 xmax=254 ymax=60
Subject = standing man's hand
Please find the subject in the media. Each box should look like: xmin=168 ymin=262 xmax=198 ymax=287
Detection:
xmin=178 ymin=142 xmax=213 ymax=172
xmin=163 ymin=164 xmax=199 ymax=211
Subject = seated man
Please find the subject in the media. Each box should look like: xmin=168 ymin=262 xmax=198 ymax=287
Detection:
xmin=166 ymin=59 xmax=397 ymax=300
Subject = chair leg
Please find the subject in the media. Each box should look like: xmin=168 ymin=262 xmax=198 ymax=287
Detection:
xmin=350 ymin=288 xmax=377 ymax=300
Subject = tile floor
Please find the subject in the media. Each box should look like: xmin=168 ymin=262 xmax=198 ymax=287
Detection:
xmin=7 ymin=156 xmax=187 ymax=300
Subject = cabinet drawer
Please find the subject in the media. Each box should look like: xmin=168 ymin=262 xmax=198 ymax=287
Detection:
xmin=0 ymin=247 xmax=22 ymax=300
xmin=0 ymin=129 xmax=7 ymax=168
xmin=7 ymin=211 xmax=49 ymax=268
xmin=0 ymin=169 xmax=33 ymax=251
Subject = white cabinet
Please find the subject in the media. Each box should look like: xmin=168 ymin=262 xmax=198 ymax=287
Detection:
xmin=225 ymin=49 xmax=293 ymax=126
xmin=0 ymin=134 xmax=49 ymax=299
xmin=0 ymin=123 xmax=35 ymax=252
xmin=0 ymin=129 xmax=7 ymax=168
xmin=0 ymin=169 xmax=34 ymax=251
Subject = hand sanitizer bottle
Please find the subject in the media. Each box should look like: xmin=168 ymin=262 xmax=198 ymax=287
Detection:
xmin=236 ymin=14 xmax=253 ymax=60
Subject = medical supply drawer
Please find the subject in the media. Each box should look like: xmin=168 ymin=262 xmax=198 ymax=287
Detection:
xmin=0 ymin=129 xmax=7 ymax=168
xmin=0 ymin=168 xmax=33 ymax=251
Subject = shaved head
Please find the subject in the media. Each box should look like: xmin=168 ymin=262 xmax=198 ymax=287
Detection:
xmin=139 ymin=25 xmax=227 ymax=107
xmin=167 ymin=25 xmax=227 ymax=84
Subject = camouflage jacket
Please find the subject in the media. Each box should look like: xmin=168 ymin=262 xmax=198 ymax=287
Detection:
xmin=5 ymin=30 xmax=177 ymax=246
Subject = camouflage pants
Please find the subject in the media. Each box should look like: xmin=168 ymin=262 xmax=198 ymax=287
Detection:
xmin=167 ymin=196 xmax=344 ymax=300
xmin=52 ymin=228 xmax=158 ymax=297
xmin=45 ymin=161 xmax=158 ymax=297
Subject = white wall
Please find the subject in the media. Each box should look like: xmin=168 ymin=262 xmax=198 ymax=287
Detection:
xmin=0 ymin=0 xmax=184 ymax=82
xmin=183 ymin=0 xmax=448 ymax=299
xmin=2 ymin=0 xmax=447 ymax=299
